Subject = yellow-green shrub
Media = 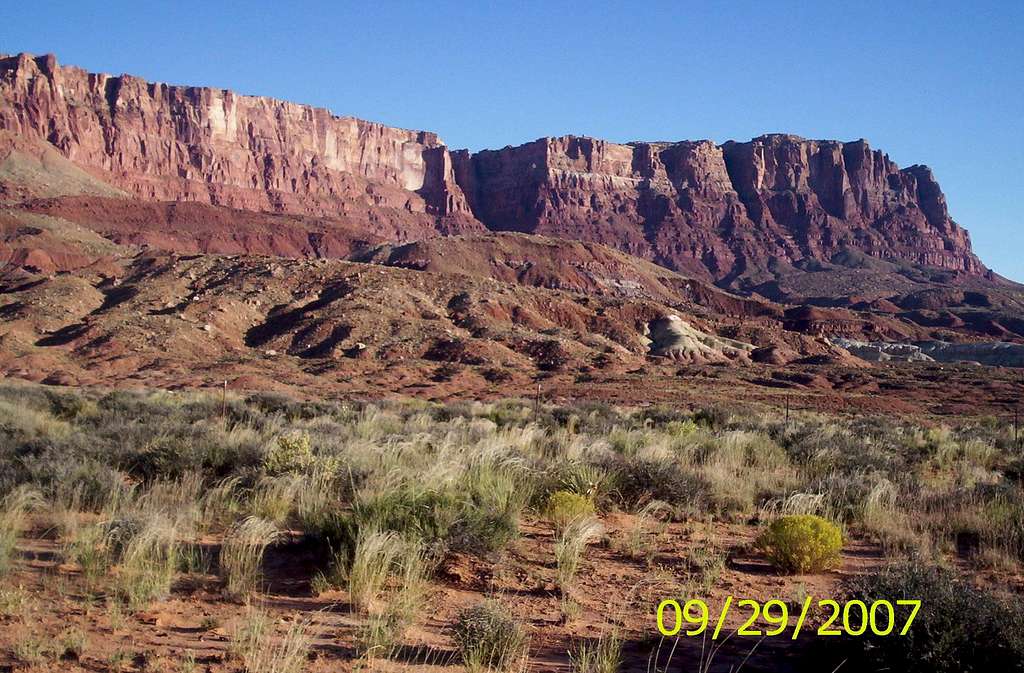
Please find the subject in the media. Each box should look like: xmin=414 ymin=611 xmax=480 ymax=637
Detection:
xmin=264 ymin=433 xmax=339 ymax=477
xmin=545 ymin=491 xmax=595 ymax=532
xmin=265 ymin=433 xmax=315 ymax=474
xmin=757 ymin=514 xmax=842 ymax=573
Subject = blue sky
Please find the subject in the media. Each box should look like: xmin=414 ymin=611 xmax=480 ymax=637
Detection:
xmin=4 ymin=1 xmax=1022 ymax=280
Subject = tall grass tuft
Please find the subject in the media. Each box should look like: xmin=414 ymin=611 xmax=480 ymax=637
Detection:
xmin=250 ymin=475 xmax=304 ymax=526
xmin=220 ymin=516 xmax=281 ymax=599
xmin=347 ymin=528 xmax=404 ymax=614
xmin=229 ymin=605 xmax=312 ymax=673
xmin=555 ymin=515 xmax=603 ymax=595
xmin=570 ymin=630 xmax=622 ymax=673
xmin=0 ymin=487 xmax=39 ymax=576
xmin=622 ymin=500 xmax=670 ymax=562
xmin=116 ymin=513 xmax=181 ymax=609
xmin=358 ymin=538 xmax=433 ymax=659
xmin=199 ymin=477 xmax=245 ymax=533
xmin=63 ymin=519 xmax=111 ymax=592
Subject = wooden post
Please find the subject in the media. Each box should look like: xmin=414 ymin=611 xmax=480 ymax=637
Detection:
xmin=785 ymin=395 xmax=790 ymax=426
xmin=221 ymin=380 xmax=227 ymax=420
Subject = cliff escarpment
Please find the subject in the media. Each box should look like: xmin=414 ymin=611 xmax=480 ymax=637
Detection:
xmin=0 ymin=52 xmax=478 ymax=235
xmin=1 ymin=53 xmax=987 ymax=288
xmin=452 ymin=135 xmax=983 ymax=285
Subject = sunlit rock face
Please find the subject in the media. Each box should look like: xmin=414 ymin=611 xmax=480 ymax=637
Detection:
xmin=0 ymin=53 xmax=475 ymax=225
xmin=452 ymin=134 xmax=984 ymax=284
xmin=832 ymin=337 xmax=1024 ymax=367
xmin=2 ymin=53 xmax=985 ymax=286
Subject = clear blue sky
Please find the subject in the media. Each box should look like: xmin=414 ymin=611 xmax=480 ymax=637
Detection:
xmin=4 ymin=1 xmax=1022 ymax=280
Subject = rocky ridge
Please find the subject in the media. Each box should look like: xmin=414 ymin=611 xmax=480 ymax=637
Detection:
xmin=831 ymin=337 xmax=1024 ymax=367
xmin=453 ymin=135 xmax=983 ymax=285
xmin=1 ymin=53 xmax=986 ymax=289
xmin=0 ymin=53 xmax=479 ymax=233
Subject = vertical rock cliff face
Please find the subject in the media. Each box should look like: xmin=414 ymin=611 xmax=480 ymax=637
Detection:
xmin=453 ymin=134 xmax=984 ymax=284
xmin=0 ymin=53 xmax=986 ymax=285
xmin=0 ymin=53 xmax=477 ymax=232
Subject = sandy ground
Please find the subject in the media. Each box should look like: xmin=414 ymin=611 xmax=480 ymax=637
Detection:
xmin=0 ymin=513 xmax=901 ymax=673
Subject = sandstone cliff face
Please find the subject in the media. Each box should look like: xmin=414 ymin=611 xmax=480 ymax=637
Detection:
xmin=0 ymin=53 xmax=986 ymax=287
xmin=453 ymin=134 xmax=984 ymax=284
xmin=0 ymin=53 xmax=477 ymax=232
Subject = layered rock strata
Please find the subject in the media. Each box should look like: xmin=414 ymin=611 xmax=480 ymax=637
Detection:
xmin=1 ymin=53 xmax=985 ymax=284
xmin=453 ymin=135 xmax=983 ymax=284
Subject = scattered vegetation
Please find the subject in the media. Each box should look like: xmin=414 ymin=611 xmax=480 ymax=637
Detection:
xmin=843 ymin=561 xmax=1024 ymax=671
xmin=0 ymin=382 xmax=1022 ymax=670
xmin=0 ymin=487 xmax=39 ymax=575
xmin=346 ymin=528 xmax=405 ymax=614
xmin=0 ymin=584 xmax=29 ymax=617
xmin=619 ymin=500 xmax=670 ymax=562
xmin=58 ymin=626 xmax=88 ymax=660
xmin=220 ymin=516 xmax=281 ymax=599
xmin=13 ymin=632 xmax=53 ymax=665
xmin=115 ymin=513 xmax=183 ymax=608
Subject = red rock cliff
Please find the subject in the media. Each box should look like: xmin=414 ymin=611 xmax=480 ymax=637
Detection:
xmin=452 ymin=134 xmax=984 ymax=284
xmin=1 ymin=53 xmax=985 ymax=284
xmin=0 ymin=53 xmax=475 ymax=228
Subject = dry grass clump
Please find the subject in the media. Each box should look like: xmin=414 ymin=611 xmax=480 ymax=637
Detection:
xmin=344 ymin=445 xmax=529 ymax=557
xmin=63 ymin=518 xmax=112 ymax=591
xmin=555 ymin=515 xmax=603 ymax=594
xmin=115 ymin=513 xmax=182 ymax=608
xmin=199 ymin=476 xmax=246 ymax=532
xmin=0 ymin=584 xmax=30 ymax=618
xmin=335 ymin=526 xmax=434 ymax=658
xmin=695 ymin=430 xmax=799 ymax=516
xmin=13 ymin=632 xmax=55 ymax=666
xmin=57 ymin=627 xmax=88 ymax=660
xmin=346 ymin=528 xmax=405 ymax=614
xmin=556 ymin=462 xmax=610 ymax=501
xmin=619 ymin=500 xmax=670 ymax=562
xmin=250 ymin=475 xmax=305 ymax=526
xmin=453 ymin=600 xmax=529 ymax=673
xmin=220 ymin=516 xmax=281 ymax=599
xmin=0 ymin=487 xmax=40 ymax=575
xmin=687 ymin=540 xmax=728 ymax=592
xmin=569 ymin=630 xmax=622 ymax=673
xmin=228 ymin=605 xmax=312 ymax=673
xmin=357 ymin=539 xmax=432 ymax=659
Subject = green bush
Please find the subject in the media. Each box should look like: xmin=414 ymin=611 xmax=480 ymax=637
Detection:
xmin=545 ymin=491 xmax=595 ymax=532
xmin=448 ymin=504 xmax=520 ymax=555
xmin=46 ymin=390 xmax=98 ymax=421
xmin=842 ymin=562 xmax=1024 ymax=672
xmin=611 ymin=457 xmax=707 ymax=512
xmin=352 ymin=485 xmax=519 ymax=557
xmin=757 ymin=514 xmax=842 ymax=573
xmin=264 ymin=433 xmax=315 ymax=474
xmin=452 ymin=601 xmax=528 ymax=672
xmin=554 ymin=463 xmax=609 ymax=502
